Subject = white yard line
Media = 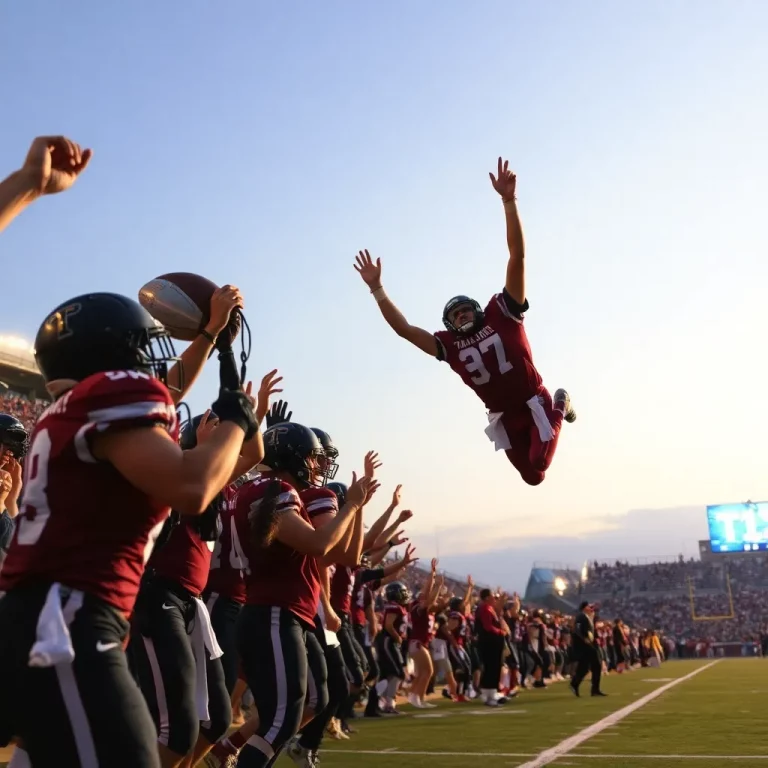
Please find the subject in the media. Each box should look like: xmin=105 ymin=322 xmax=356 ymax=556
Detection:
xmin=323 ymin=749 xmax=768 ymax=760
xmin=515 ymin=661 xmax=720 ymax=768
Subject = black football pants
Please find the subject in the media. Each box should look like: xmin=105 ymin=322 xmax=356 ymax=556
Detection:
xmin=0 ymin=584 xmax=160 ymax=767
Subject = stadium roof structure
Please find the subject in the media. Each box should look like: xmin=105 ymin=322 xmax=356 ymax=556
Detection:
xmin=0 ymin=335 xmax=37 ymax=374
xmin=0 ymin=335 xmax=46 ymax=397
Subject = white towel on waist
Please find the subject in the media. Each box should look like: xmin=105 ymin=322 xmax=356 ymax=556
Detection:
xmin=190 ymin=596 xmax=223 ymax=721
xmin=484 ymin=395 xmax=555 ymax=452
xmin=317 ymin=601 xmax=340 ymax=648
xmin=29 ymin=583 xmax=84 ymax=668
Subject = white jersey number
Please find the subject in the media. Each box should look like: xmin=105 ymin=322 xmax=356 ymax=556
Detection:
xmin=16 ymin=429 xmax=53 ymax=545
xmin=458 ymin=332 xmax=513 ymax=385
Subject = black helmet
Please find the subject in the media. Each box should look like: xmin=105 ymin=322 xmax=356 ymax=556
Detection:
xmin=326 ymin=481 xmax=348 ymax=509
xmin=34 ymin=293 xmax=179 ymax=389
xmin=263 ymin=423 xmax=324 ymax=489
xmin=449 ymin=596 xmax=463 ymax=613
xmin=0 ymin=414 xmax=29 ymax=459
xmin=310 ymin=427 xmax=339 ymax=480
xmin=442 ymin=295 xmax=484 ymax=335
xmin=384 ymin=581 xmax=411 ymax=606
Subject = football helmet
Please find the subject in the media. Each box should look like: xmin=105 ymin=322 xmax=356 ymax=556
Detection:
xmin=263 ymin=423 xmax=325 ymax=489
xmin=385 ymin=581 xmax=411 ymax=606
xmin=179 ymin=412 xmax=217 ymax=451
xmin=34 ymin=292 xmax=179 ymax=388
xmin=449 ymin=596 xmax=463 ymax=613
xmin=326 ymin=481 xmax=348 ymax=509
xmin=442 ymin=295 xmax=484 ymax=335
xmin=0 ymin=414 xmax=29 ymax=459
xmin=310 ymin=427 xmax=339 ymax=480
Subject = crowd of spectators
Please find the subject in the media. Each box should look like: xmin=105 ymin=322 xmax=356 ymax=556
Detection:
xmin=0 ymin=390 xmax=47 ymax=432
xmin=584 ymin=556 xmax=768 ymax=646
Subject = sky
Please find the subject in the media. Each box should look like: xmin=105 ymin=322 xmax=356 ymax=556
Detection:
xmin=2 ymin=1 xmax=767 ymax=591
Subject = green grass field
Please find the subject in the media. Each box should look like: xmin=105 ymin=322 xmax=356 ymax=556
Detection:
xmin=3 ymin=658 xmax=766 ymax=767
xmin=320 ymin=659 xmax=768 ymax=768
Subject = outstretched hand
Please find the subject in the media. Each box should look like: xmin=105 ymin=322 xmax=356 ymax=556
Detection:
xmin=354 ymin=249 xmax=382 ymax=289
xmin=255 ymin=371 xmax=284 ymax=424
xmin=22 ymin=136 xmax=93 ymax=195
xmin=266 ymin=399 xmax=292 ymax=428
xmin=489 ymin=157 xmax=517 ymax=203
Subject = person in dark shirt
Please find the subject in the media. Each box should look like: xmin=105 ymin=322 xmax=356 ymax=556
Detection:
xmin=570 ymin=601 xmax=606 ymax=697
xmin=474 ymin=589 xmax=510 ymax=706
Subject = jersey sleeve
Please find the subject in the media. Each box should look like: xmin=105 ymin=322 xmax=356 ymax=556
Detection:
xmin=78 ymin=371 xmax=177 ymax=434
xmin=433 ymin=332 xmax=449 ymax=362
xmin=486 ymin=290 xmax=530 ymax=321
xmin=304 ymin=488 xmax=339 ymax=519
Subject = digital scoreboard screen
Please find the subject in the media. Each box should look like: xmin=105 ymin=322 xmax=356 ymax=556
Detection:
xmin=707 ymin=502 xmax=768 ymax=553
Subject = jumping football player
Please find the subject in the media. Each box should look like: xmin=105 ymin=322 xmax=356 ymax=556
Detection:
xmin=354 ymin=157 xmax=576 ymax=486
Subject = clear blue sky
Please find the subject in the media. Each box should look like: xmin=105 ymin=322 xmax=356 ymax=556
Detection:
xmin=3 ymin=1 xmax=767 ymax=589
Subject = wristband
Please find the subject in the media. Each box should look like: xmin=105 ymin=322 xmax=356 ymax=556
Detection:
xmin=372 ymin=287 xmax=388 ymax=303
xmin=199 ymin=329 xmax=217 ymax=345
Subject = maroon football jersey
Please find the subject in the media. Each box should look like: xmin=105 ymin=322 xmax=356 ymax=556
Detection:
xmin=351 ymin=572 xmax=380 ymax=627
xmin=301 ymin=486 xmax=338 ymax=520
xmin=330 ymin=564 xmax=357 ymax=616
xmin=150 ymin=515 xmax=216 ymax=596
xmin=0 ymin=370 xmax=178 ymax=614
xmin=382 ymin=602 xmax=409 ymax=640
xmin=205 ymin=485 xmax=246 ymax=603
xmin=234 ymin=477 xmax=321 ymax=627
xmin=409 ymin=600 xmax=435 ymax=644
xmin=434 ymin=291 xmax=542 ymax=414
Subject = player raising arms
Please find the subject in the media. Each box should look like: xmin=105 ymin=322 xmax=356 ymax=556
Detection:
xmin=354 ymin=157 xmax=576 ymax=486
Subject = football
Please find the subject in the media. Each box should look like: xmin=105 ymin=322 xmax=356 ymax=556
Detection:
xmin=138 ymin=272 xmax=240 ymax=345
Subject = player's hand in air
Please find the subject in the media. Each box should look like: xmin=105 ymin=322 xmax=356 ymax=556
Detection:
xmin=401 ymin=543 xmax=418 ymax=568
xmin=391 ymin=484 xmax=402 ymax=508
xmin=431 ymin=557 xmax=439 ymax=573
xmin=208 ymin=285 xmax=244 ymax=338
xmin=489 ymin=157 xmax=517 ymax=203
xmin=266 ymin=399 xmax=292 ymax=428
xmin=390 ymin=529 xmax=409 ymax=547
xmin=354 ymin=249 xmax=382 ymax=289
xmin=255 ymin=371 xmax=283 ymax=425
xmin=347 ymin=472 xmax=374 ymax=509
xmin=195 ymin=409 xmax=220 ymax=444
xmin=22 ymin=136 xmax=92 ymax=196
xmin=397 ymin=509 xmax=413 ymax=524
xmin=364 ymin=450 xmax=382 ymax=478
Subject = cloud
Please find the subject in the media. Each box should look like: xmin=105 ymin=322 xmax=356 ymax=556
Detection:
xmin=406 ymin=505 xmax=709 ymax=592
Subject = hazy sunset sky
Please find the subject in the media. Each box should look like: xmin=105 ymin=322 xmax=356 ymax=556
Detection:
xmin=2 ymin=1 xmax=766 ymax=589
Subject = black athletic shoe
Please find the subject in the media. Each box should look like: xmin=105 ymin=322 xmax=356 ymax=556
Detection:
xmin=569 ymin=683 xmax=580 ymax=697
xmin=554 ymin=388 xmax=577 ymax=423
xmin=591 ymin=690 xmax=608 ymax=697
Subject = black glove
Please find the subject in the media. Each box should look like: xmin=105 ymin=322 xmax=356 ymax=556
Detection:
xmin=217 ymin=348 xmax=242 ymax=392
xmin=265 ymin=399 xmax=292 ymax=428
xmin=212 ymin=389 xmax=259 ymax=441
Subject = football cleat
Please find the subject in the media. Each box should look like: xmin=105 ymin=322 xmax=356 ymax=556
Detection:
xmin=554 ymin=388 xmax=577 ymax=423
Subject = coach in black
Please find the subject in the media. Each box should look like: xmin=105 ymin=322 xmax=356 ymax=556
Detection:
xmin=569 ymin=601 xmax=606 ymax=697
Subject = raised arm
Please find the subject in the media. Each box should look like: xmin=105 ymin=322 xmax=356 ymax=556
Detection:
xmin=489 ymin=158 xmax=525 ymax=305
xmin=0 ymin=136 xmax=92 ymax=234
xmin=354 ymin=250 xmax=438 ymax=357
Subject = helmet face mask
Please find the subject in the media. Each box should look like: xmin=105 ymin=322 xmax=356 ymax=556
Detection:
xmin=263 ymin=424 xmax=326 ymax=490
xmin=310 ymin=428 xmax=339 ymax=484
xmin=385 ymin=581 xmax=411 ymax=606
xmin=442 ymin=295 xmax=484 ymax=336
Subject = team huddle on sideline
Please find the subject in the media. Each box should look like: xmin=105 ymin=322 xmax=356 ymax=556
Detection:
xmin=0 ymin=137 xmax=577 ymax=767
